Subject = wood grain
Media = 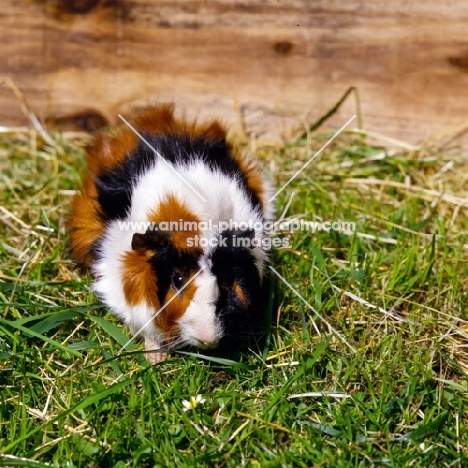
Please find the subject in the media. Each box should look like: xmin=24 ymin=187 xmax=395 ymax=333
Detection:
xmin=2 ymin=0 xmax=468 ymax=144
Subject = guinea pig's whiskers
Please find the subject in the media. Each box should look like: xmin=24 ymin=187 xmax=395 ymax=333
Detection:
xmin=116 ymin=266 xmax=206 ymax=356
xmin=159 ymin=336 xmax=189 ymax=353
xmin=159 ymin=331 xmax=181 ymax=344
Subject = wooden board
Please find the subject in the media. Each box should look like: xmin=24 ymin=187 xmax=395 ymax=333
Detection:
xmin=2 ymin=0 xmax=468 ymax=145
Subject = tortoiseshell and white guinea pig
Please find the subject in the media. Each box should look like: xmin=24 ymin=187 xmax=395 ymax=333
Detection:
xmin=70 ymin=105 xmax=274 ymax=363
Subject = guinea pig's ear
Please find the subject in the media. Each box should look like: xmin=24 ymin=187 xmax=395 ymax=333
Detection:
xmin=131 ymin=227 xmax=168 ymax=251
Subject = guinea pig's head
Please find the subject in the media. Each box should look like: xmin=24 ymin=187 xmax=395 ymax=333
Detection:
xmin=130 ymin=226 xmax=264 ymax=353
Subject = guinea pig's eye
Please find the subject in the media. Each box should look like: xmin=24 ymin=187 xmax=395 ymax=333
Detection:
xmin=171 ymin=271 xmax=186 ymax=292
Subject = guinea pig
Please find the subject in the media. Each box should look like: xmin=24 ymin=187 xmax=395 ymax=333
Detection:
xmin=69 ymin=105 xmax=275 ymax=363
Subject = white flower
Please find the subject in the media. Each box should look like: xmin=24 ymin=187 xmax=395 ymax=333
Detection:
xmin=182 ymin=394 xmax=206 ymax=411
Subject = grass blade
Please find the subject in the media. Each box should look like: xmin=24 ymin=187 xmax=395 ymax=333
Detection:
xmin=393 ymin=411 xmax=449 ymax=442
xmin=174 ymin=350 xmax=254 ymax=369
xmin=0 ymin=318 xmax=82 ymax=358
xmin=88 ymin=315 xmax=137 ymax=351
xmin=0 ymin=454 xmax=53 ymax=467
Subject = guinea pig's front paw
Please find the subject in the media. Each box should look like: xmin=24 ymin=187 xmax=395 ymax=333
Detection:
xmin=146 ymin=351 xmax=167 ymax=364
xmin=144 ymin=338 xmax=167 ymax=364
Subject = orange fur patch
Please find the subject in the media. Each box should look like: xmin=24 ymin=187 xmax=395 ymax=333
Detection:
xmin=148 ymin=194 xmax=202 ymax=253
xmin=69 ymin=176 xmax=105 ymax=266
xmin=132 ymin=104 xmax=177 ymax=135
xmin=132 ymin=104 xmax=227 ymax=143
xmin=85 ymin=128 xmax=138 ymax=177
xmin=157 ymin=279 xmax=198 ymax=343
xmin=233 ymin=281 xmax=248 ymax=309
xmin=69 ymin=114 xmax=140 ymax=265
xmin=232 ymin=152 xmax=267 ymax=211
xmin=122 ymin=249 xmax=160 ymax=308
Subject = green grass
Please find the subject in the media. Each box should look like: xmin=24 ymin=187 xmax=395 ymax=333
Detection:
xmin=0 ymin=123 xmax=467 ymax=467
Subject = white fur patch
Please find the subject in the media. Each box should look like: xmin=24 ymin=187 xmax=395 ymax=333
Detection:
xmin=177 ymin=265 xmax=222 ymax=347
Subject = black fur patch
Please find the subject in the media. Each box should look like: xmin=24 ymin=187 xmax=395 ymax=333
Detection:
xmin=95 ymin=132 xmax=261 ymax=222
xmin=210 ymin=245 xmax=262 ymax=343
xmin=95 ymin=172 xmax=133 ymax=221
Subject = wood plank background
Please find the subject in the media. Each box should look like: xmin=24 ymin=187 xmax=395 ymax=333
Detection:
xmin=2 ymin=0 xmax=468 ymax=145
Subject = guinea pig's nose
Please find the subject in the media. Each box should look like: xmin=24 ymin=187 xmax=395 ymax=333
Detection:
xmin=192 ymin=324 xmax=221 ymax=348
